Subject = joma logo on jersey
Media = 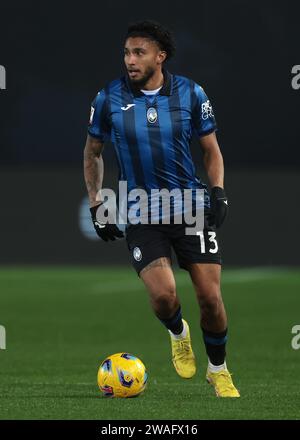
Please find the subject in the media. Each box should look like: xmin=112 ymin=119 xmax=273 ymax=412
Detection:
xmin=201 ymin=100 xmax=214 ymax=120
xmin=0 ymin=65 xmax=6 ymax=90
xmin=0 ymin=325 xmax=6 ymax=350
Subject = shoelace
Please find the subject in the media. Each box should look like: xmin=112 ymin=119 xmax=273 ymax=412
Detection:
xmin=174 ymin=339 xmax=193 ymax=359
xmin=215 ymin=371 xmax=236 ymax=392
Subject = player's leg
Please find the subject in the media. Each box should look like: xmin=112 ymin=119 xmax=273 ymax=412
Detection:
xmin=140 ymin=257 xmax=180 ymax=325
xmin=188 ymin=263 xmax=227 ymax=364
xmin=188 ymin=262 xmax=239 ymax=397
xmin=126 ymin=223 xmax=181 ymax=331
xmin=140 ymin=258 xmax=196 ymax=378
xmin=171 ymin=214 xmax=240 ymax=396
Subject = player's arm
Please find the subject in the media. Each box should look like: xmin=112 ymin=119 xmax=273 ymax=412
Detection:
xmin=191 ymin=81 xmax=229 ymax=228
xmin=83 ymin=134 xmax=104 ymax=207
xmin=191 ymin=82 xmax=224 ymax=189
xmin=84 ymin=92 xmax=124 ymax=241
xmin=83 ymin=133 xmax=123 ymax=241
xmin=199 ymin=132 xmax=228 ymax=228
xmin=199 ymin=131 xmax=224 ymax=189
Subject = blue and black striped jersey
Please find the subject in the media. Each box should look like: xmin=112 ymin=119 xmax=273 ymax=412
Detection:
xmin=88 ymin=70 xmax=217 ymax=216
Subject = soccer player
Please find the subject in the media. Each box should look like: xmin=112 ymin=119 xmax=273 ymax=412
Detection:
xmin=84 ymin=21 xmax=239 ymax=397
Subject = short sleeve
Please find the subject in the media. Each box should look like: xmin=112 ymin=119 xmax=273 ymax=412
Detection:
xmin=191 ymin=82 xmax=217 ymax=137
xmin=87 ymin=89 xmax=111 ymax=141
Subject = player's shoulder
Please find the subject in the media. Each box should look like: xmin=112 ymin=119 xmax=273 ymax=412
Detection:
xmin=94 ymin=77 xmax=124 ymax=98
xmin=173 ymin=73 xmax=193 ymax=87
xmin=172 ymin=73 xmax=204 ymax=93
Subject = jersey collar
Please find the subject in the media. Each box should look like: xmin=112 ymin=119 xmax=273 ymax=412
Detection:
xmin=125 ymin=68 xmax=173 ymax=97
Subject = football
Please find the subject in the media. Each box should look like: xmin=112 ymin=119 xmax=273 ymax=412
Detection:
xmin=97 ymin=352 xmax=148 ymax=398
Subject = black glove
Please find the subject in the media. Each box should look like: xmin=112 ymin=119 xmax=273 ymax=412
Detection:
xmin=208 ymin=187 xmax=229 ymax=228
xmin=90 ymin=204 xmax=124 ymax=242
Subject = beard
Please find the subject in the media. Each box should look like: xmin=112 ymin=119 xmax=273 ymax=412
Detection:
xmin=128 ymin=66 xmax=155 ymax=89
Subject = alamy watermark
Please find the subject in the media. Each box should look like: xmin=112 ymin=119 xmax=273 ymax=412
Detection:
xmin=291 ymin=325 xmax=300 ymax=350
xmin=95 ymin=181 xmax=205 ymax=235
xmin=0 ymin=65 xmax=6 ymax=90
xmin=291 ymin=65 xmax=300 ymax=90
xmin=0 ymin=325 xmax=6 ymax=350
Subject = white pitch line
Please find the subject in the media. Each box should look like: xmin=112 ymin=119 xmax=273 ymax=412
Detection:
xmin=221 ymin=268 xmax=294 ymax=283
xmin=89 ymin=268 xmax=293 ymax=294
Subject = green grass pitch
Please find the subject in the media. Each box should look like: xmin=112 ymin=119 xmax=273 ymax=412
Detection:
xmin=0 ymin=266 xmax=300 ymax=420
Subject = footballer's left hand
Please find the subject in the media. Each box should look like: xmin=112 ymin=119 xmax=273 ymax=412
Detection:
xmin=208 ymin=186 xmax=229 ymax=228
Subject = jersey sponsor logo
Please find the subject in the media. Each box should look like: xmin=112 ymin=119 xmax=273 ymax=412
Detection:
xmin=147 ymin=107 xmax=157 ymax=123
xmin=201 ymin=100 xmax=214 ymax=120
xmin=89 ymin=106 xmax=95 ymax=124
xmin=121 ymin=103 xmax=136 ymax=111
xmin=133 ymin=247 xmax=142 ymax=261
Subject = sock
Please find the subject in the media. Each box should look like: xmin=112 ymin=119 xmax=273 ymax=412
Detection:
xmin=208 ymin=359 xmax=227 ymax=373
xmin=168 ymin=320 xmax=188 ymax=339
xmin=202 ymin=327 xmax=228 ymax=366
xmin=158 ymin=306 xmax=184 ymax=335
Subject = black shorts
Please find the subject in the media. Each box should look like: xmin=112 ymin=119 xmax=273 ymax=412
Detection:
xmin=125 ymin=215 xmax=222 ymax=275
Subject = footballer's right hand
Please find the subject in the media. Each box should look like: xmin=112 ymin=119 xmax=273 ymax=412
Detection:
xmin=90 ymin=203 xmax=124 ymax=242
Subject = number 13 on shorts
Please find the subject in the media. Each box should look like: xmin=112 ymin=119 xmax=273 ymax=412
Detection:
xmin=197 ymin=231 xmax=219 ymax=254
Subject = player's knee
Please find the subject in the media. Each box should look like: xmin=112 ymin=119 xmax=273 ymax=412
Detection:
xmin=200 ymin=290 xmax=223 ymax=317
xmin=153 ymin=279 xmax=176 ymax=298
xmin=151 ymin=285 xmax=178 ymax=314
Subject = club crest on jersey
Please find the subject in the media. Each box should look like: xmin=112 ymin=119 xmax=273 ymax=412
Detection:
xmin=201 ymin=100 xmax=214 ymax=120
xmin=147 ymin=107 xmax=157 ymax=123
xmin=133 ymin=247 xmax=142 ymax=261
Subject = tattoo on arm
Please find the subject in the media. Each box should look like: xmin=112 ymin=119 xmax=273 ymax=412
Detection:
xmin=83 ymin=135 xmax=104 ymax=207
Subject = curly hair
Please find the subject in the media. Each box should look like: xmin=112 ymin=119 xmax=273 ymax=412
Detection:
xmin=125 ymin=20 xmax=176 ymax=61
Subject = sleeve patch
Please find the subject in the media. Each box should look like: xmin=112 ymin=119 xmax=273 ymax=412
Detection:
xmin=201 ymin=100 xmax=214 ymax=120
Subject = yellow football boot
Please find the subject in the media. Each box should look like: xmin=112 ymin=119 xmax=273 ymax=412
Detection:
xmin=206 ymin=368 xmax=240 ymax=397
xmin=170 ymin=319 xmax=196 ymax=378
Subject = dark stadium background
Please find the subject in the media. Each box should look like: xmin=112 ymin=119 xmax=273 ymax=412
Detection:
xmin=1 ymin=0 xmax=300 ymax=422
xmin=0 ymin=0 xmax=299 ymax=266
